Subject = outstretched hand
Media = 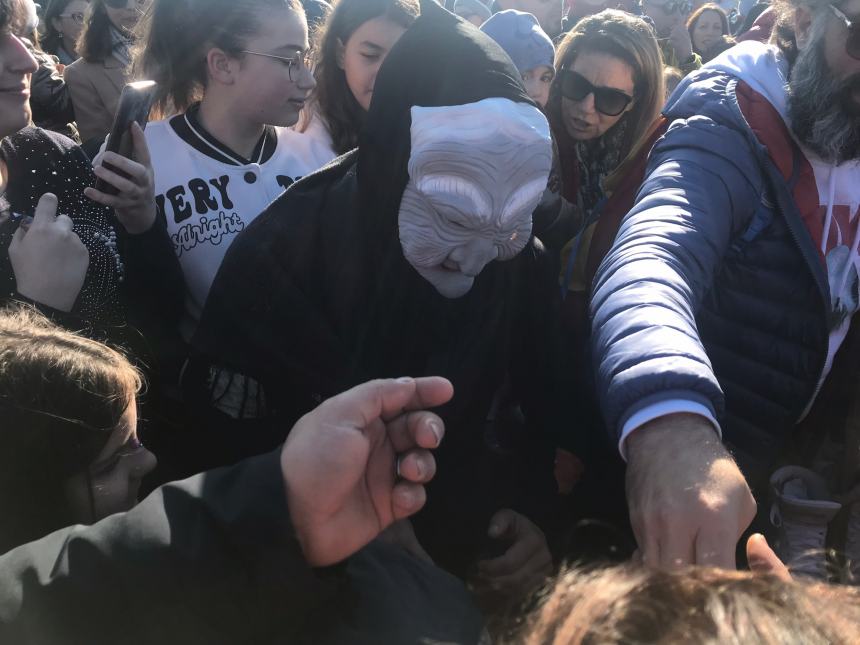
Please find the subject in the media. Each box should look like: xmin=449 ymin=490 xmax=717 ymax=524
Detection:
xmin=626 ymin=414 xmax=757 ymax=570
xmin=281 ymin=377 xmax=453 ymax=567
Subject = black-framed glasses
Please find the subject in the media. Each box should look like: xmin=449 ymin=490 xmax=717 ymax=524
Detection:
xmin=239 ymin=49 xmax=311 ymax=82
xmin=830 ymin=4 xmax=860 ymax=61
xmin=651 ymin=0 xmax=692 ymax=15
xmin=59 ymin=12 xmax=85 ymax=24
xmin=560 ymin=70 xmax=634 ymax=116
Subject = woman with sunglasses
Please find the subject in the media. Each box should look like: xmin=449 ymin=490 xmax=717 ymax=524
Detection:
xmin=64 ymin=0 xmax=147 ymax=147
xmin=542 ymin=11 xmax=664 ymax=490
xmin=548 ymin=10 xmax=663 ymax=229
xmin=40 ymin=0 xmax=89 ymax=65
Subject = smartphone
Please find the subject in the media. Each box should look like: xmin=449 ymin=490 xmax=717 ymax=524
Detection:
xmin=94 ymin=80 xmax=157 ymax=196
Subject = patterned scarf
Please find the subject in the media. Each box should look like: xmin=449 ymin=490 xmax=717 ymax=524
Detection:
xmin=573 ymin=116 xmax=629 ymax=217
xmin=108 ymin=26 xmax=133 ymax=67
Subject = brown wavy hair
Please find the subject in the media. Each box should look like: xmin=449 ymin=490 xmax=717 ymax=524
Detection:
xmin=298 ymin=0 xmax=419 ymax=155
xmin=133 ymin=0 xmax=304 ymax=120
xmin=517 ymin=564 xmax=860 ymax=644
xmin=0 ymin=306 xmax=141 ymax=553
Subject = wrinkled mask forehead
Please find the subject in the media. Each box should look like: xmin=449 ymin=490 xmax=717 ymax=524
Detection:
xmin=398 ymin=98 xmax=552 ymax=299
xmin=407 ymin=98 xmax=552 ymax=227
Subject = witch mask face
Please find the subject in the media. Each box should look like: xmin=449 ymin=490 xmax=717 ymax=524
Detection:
xmin=399 ymin=98 xmax=553 ymax=298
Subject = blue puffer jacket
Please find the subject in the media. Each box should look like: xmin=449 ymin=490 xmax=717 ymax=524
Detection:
xmin=590 ymin=44 xmax=832 ymax=480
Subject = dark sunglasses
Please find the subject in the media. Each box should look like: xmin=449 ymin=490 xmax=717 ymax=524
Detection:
xmin=560 ymin=70 xmax=634 ymax=117
xmin=831 ymin=4 xmax=860 ymax=61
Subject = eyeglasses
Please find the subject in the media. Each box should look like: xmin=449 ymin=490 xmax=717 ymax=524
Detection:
xmin=651 ymin=0 xmax=692 ymax=15
xmin=560 ymin=70 xmax=634 ymax=116
xmin=59 ymin=12 xmax=85 ymax=24
xmin=239 ymin=49 xmax=311 ymax=82
xmin=830 ymin=4 xmax=860 ymax=61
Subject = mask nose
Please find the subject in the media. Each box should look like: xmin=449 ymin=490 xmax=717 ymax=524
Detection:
xmin=450 ymin=237 xmax=498 ymax=277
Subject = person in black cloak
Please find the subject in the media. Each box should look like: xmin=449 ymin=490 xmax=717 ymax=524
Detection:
xmin=193 ymin=0 xmax=571 ymax=590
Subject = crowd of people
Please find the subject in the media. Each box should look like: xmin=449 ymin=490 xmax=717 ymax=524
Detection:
xmin=0 ymin=0 xmax=860 ymax=641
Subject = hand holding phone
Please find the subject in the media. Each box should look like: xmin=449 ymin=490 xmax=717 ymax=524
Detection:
xmin=84 ymin=82 xmax=158 ymax=234
xmin=93 ymin=81 xmax=156 ymax=196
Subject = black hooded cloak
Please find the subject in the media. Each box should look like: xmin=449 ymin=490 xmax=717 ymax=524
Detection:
xmin=194 ymin=0 xmax=569 ymax=574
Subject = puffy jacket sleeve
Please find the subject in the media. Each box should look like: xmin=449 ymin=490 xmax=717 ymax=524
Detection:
xmin=589 ymin=115 xmax=766 ymax=443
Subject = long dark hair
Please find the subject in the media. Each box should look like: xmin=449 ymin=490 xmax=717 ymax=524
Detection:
xmin=0 ymin=307 xmax=141 ymax=553
xmin=133 ymin=0 xmax=304 ymax=120
xmin=300 ymin=0 xmax=419 ymax=155
xmin=76 ymin=0 xmax=117 ymax=62
xmin=40 ymin=0 xmax=88 ymax=56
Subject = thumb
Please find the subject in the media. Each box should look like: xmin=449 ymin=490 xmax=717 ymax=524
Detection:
xmin=488 ymin=508 xmax=518 ymax=540
xmin=746 ymin=534 xmax=792 ymax=582
xmin=32 ymin=193 xmax=59 ymax=227
xmin=131 ymin=121 xmax=152 ymax=167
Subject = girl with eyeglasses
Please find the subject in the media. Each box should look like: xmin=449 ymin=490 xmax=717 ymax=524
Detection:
xmin=296 ymin=0 xmax=420 ymax=157
xmin=64 ymin=0 xmax=148 ymax=146
xmin=40 ymin=0 xmax=90 ymax=65
xmin=85 ymin=0 xmax=333 ymax=481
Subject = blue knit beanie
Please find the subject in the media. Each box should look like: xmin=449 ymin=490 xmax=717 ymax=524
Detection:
xmin=480 ymin=10 xmax=555 ymax=74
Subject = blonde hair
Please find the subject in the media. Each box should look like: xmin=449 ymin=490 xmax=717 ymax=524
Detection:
xmin=516 ymin=564 xmax=860 ymax=644
xmin=549 ymin=10 xmax=665 ymax=165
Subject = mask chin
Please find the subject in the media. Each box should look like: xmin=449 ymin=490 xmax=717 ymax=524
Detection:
xmin=415 ymin=265 xmax=477 ymax=299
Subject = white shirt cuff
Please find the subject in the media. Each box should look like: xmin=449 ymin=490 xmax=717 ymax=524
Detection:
xmin=618 ymin=399 xmax=722 ymax=461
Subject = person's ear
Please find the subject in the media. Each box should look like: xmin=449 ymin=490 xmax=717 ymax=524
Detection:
xmin=793 ymin=6 xmax=815 ymax=51
xmin=336 ymin=37 xmax=346 ymax=69
xmin=206 ymin=48 xmax=236 ymax=86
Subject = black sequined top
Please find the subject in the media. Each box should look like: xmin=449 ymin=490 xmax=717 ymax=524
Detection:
xmin=0 ymin=127 xmax=123 ymax=327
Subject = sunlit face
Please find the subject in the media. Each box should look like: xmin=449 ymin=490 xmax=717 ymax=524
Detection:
xmin=399 ymin=98 xmax=552 ymax=298
xmin=0 ymin=28 xmax=38 ymax=139
xmin=339 ymin=16 xmax=408 ymax=111
xmin=234 ymin=7 xmax=314 ymax=128
xmin=497 ymin=0 xmax=564 ymax=38
xmin=63 ymin=398 xmax=158 ymax=522
xmin=561 ymin=50 xmax=635 ymax=141
xmin=692 ymin=10 xmax=725 ymax=54
xmin=104 ymin=0 xmax=148 ymax=33
xmin=523 ymin=65 xmax=554 ymax=108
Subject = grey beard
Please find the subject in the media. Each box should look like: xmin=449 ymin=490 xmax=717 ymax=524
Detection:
xmin=788 ymin=33 xmax=860 ymax=165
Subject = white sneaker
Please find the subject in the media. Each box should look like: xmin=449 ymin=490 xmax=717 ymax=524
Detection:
xmin=770 ymin=465 xmax=842 ymax=580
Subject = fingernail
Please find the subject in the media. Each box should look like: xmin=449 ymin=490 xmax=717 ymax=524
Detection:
xmin=396 ymin=377 xmax=413 ymax=384
xmin=428 ymin=420 xmax=442 ymax=446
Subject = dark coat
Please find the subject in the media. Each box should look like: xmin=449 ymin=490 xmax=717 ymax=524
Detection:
xmin=194 ymin=0 xmax=568 ymax=573
xmin=0 ymin=451 xmax=484 ymax=644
